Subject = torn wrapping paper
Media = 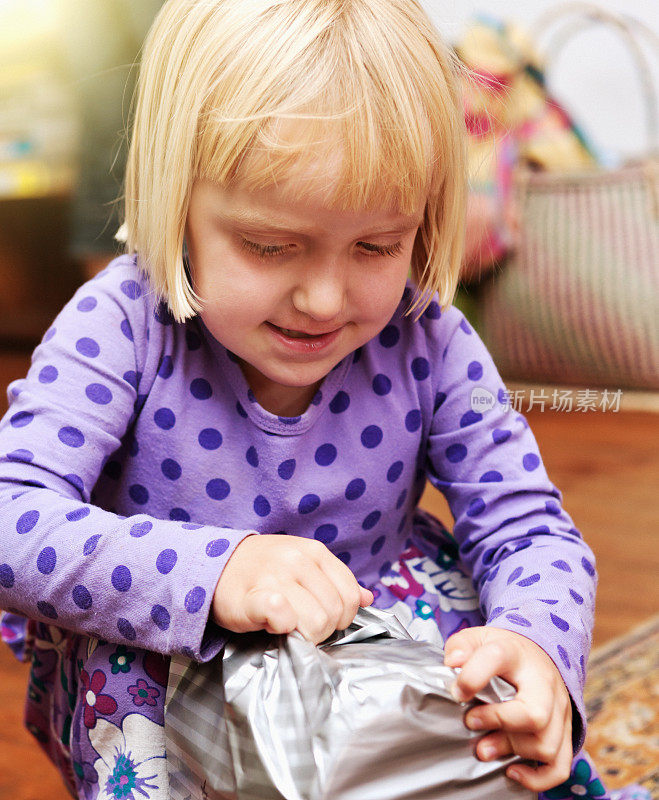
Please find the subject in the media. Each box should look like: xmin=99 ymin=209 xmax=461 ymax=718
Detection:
xmin=165 ymin=606 xmax=534 ymax=800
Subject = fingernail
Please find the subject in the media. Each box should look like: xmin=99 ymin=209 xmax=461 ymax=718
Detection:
xmin=451 ymin=682 xmax=467 ymax=703
xmin=480 ymin=744 xmax=497 ymax=760
xmin=466 ymin=714 xmax=484 ymax=730
xmin=507 ymin=769 xmax=521 ymax=782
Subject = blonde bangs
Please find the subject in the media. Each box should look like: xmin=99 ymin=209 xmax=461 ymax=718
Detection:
xmin=123 ymin=0 xmax=467 ymax=322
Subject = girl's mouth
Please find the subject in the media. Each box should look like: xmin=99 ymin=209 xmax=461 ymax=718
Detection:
xmin=266 ymin=322 xmax=343 ymax=352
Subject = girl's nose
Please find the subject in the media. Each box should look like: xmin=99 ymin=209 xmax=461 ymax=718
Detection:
xmin=291 ymin=260 xmax=346 ymax=323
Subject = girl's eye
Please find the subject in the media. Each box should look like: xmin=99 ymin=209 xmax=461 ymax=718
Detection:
xmin=358 ymin=241 xmax=403 ymax=257
xmin=240 ymin=239 xmax=292 ymax=258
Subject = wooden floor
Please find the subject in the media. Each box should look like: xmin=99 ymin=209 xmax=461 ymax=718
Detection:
xmin=0 ymin=348 xmax=657 ymax=798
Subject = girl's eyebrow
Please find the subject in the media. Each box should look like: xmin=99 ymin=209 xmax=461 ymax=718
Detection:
xmin=217 ymin=207 xmax=423 ymax=236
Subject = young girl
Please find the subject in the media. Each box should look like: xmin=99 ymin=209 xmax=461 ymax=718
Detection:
xmin=0 ymin=1 xmax=612 ymax=799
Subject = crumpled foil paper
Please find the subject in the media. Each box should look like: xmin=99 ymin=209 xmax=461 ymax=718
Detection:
xmin=165 ymin=606 xmax=535 ymax=800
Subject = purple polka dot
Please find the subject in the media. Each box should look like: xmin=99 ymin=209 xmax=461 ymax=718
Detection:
xmin=459 ymin=318 xmax=472 ymax=335
xmin=129 ymin=484 xmax=149 ymax=505
xmin=405 ymin=409 xmax=422 ymax=432
xmin=315 ymin=443 xmax=337 ymax=466
xmin=569 ymin=589 xmax=584 ymax=604
xmin=387 ymin=461 xmax=404 ymax=482
xmin=10 ymin=411 xmax=34 ymax=428
xmin=169 ymin=507 xmax=190 ymax=521
xmin=362 ymin=510 xmax=381 ymax=530
xmin=505 ymin=612 xmax=531 ymax=627
xmin=411 ymin=357 xmax=430 ymax=381
xmin=522 ymin=453 xmax=540 ymax=472
xmin=489 ymin=606 xmax=505 ymax=620
xmin=128 ymin=437 xmax=139 ymax=457
xmin=17 ymin=510 xmax=39 ymax=534
xmin=466 ymin=498 xmax=485 ymax=517
xmin=507 ymin=566 xmax=523 ymax=585
xmin=83 ymin=535 xmax=101 ymax=555
xmin=338 ymin=552 xmax=352 ymax=565
xmin=37 ymin=547 xmax=56 ymax=575
xmin=206 ymin=479 xmax=230 ymax=501
xmin=498 ymin=388 xmax=508 ymax=405
xmin=518 ymin=573 xmax=541 ymax=587
xmin=581 ymin=557 xmax=595 ymax=576
xmin=199 ymin=428 xmax=222 ymax=450
xmin=7 ymin=449 xmax=34 ymax=463
xmin=236 ymin=401 xmax=248 ymax=418
xmin=123 ymin=370 xmax=139 ymax=389
xmin=120 ymin=279 xmax=142 ymax=300
xmin=85 ymin=383 xmax=112 ymax=405
xmin=76 ymin=338 xmax=100 ymax=358
xmin=371 ymin=535 xmax=386 ymax=555
xmin=550 ymin=613 xmax=569 ymax=632
xmin=247 ymin=388 xmax=257 ymax=403
xmin=361 ymin=425 xmax=383 ymax=448
xmin=372 ymin=374 xmax=392 ymax=396
xmin=445 ymin=443 xmax=467 ymax=463
xmin=77 ymin=296 xmax=97 ymax=312
xmin=186 ymin=330 xmax=201 ymax=350
xmin=117 ymin=618 xmax=136 ymax=640
xmin=467 ymin=361 xmax=483 ymax=381
xmin=206 ymin=539 xmax=230 ymax=557
xmin=329 ymin=391 xmax=350 ymax=414
xmin=277 ymin=459 xmax=296 ymax=480
xmin=298 ymin=494 xmax=320 ymax=514
xmin=460 ymin=410 xmax=482 ymax=427
xmin=539 ymin=598 xmax=558 ymax=605
xmin=378 ymin=560 xmax=391 ymax=576
xmin=190 ymin=378 xmax=212 ymax=400
xmin=64 ymin=473 xmax=84 ymax=493
xmin=552 ymin=559 xmax=572 ymax=572
xmin=278 ymin=415 xmax=301 ymax=425
xmin=0 ymin=564 xmax=15 ymax=588
xmin=314 ymin=524 xmax=338 ymax=544
xmin=156 ymin=549 xmax=177 ymax=574
xmin=66 ymin=507 xmax=90 ymax=523
xmin=130 ymin=520 xmax=152 ymax=538
xmin=39 ymin=365 xmax=58 ymax=384
xmin=158 ymin=356 xmax=174 ymax=379
xmin=254 ymin=495 xmax=271 ymax=517
xmin=182 ymin=522 xmax=204 ymax=530
xmin=37 ymin=601 xmax=57 ymax=620
xmin=72 ymin=585 xmax=92 ymax=610
xmin=154 ymin=407 xmax=175 ymax=430
xmin=311 ymin=390 xmax=323 ymax=405
xmin=345 ymin=478 xmax=366 ymax=500
xmin=434 ymin=392 xmax=447 ymax=413
xmin=527 ymin=525 xmax=550 ymax=535
xmin=246 ymin=446 xmax=259 ymax=467
xmin=58 ymin=426 xmax=85 ymax=448
xmin=154 ymin=303 xmax=174 ymax=325
xmin=43 ymin=326 xmax=56 ymax=342
xmin=111 ymin=565 xmax=132 ymax=592
xmin=424 ymin=301 xmax=441 ymax=320
xmin=480 ymin=470 xmax=503 ymax=482
xmin=185 ymin=586 xmax=206 ymax=613
xmin=161 ymin=458 xmax=181 ymax=480
xmin=492 ymin=428 xmax=511 ymax=445
xmin=151 ymin=604 xmax=170 ymax=631
xmin=379 ymin=325 xmax=400 ymax=348
xmin=395 ymin=489 xmax=407 ymax=509
xmin=557 ymin=645 xmax=570 ymax=670
xmin=120 ymin=319 xmax=134 ymax=342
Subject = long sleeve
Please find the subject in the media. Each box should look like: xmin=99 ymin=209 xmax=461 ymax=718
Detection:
xmin=0 ymin=260 xmax=254 ymax=661
xmin=425 ymin=309 xmax=596 ymax=752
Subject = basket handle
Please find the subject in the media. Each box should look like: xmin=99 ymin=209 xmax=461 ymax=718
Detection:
xmin=530 ymin=2 xmax=659 ymax=152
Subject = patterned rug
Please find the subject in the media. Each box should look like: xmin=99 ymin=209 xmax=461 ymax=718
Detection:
xmin=585 ymin=615 xmax=659 ymax=799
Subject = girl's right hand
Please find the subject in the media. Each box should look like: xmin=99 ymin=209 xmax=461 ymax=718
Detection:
xmin=212 ymin=534 xmax=374 ymax=645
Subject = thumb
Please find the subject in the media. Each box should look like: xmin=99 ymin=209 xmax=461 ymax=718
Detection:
xmin=359 ymin=585 xmax=374 ymax=607
xmin=443 ymin=625 xmax=486 ymax=667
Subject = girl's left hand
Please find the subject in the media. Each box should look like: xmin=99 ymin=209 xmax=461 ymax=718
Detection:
xmin=444 ymin=626 xmax=573 ymax=793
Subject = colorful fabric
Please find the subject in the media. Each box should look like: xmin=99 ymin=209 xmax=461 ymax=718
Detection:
xmin=0 ymin=255 xmax=605 ymax=798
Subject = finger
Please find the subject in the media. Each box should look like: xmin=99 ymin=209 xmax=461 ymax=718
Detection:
xmin=465 ymin=694 xmax=554 ymax=735
xmin=443 ymin=626 xmax=486 ymax=668
xmin=474 ymin=730 xmax=514 ymax=762
xmin=506 ymin=728 xmax=574 ymax=793
xmin=286 ymin=583 xmax=340 ymax=645
xmin=311 ymin=546 xmax=371 ymax=628
xmin=452 ymin=640 xmax=517 ymax=702
xmin=295 ymin=561 xmax=349 ymax=630
xmin=242 ymin=587 xmax=298 ymax=634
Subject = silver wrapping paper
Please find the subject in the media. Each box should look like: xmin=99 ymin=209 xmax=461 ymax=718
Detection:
xmin=165 ymin=607 xmax=535 ymax=800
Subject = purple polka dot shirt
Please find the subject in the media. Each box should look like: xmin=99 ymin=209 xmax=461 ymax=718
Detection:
xmin=0 ymin=256 xmax=597 ymax=795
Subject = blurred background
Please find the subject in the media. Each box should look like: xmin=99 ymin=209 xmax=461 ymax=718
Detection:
xmin=0 ymin=1 xmax=658 ymax=798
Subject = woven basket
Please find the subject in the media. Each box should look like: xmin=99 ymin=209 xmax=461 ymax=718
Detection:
xmin=477 ymin=4 xmax=659 ymax=390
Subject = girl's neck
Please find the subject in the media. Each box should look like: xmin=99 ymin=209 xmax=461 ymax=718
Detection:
xmin=238 ymin=359 xmax=322 ymax=417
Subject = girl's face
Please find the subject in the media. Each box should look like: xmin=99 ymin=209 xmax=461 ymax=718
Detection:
xmin=185 ymin=171 xmax=425 ymax=417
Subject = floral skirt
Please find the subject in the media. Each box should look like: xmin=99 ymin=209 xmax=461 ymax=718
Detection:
xmin=4 ymin=509 xmax=647 ymax=800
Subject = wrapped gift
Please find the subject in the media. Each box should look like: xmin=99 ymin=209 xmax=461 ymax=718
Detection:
xmin=165 ymin=607 xmax=533 ymax=800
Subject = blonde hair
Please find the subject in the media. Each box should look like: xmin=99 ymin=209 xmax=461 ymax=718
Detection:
xmin=121 ymin=0 xmax=467 ymax=322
